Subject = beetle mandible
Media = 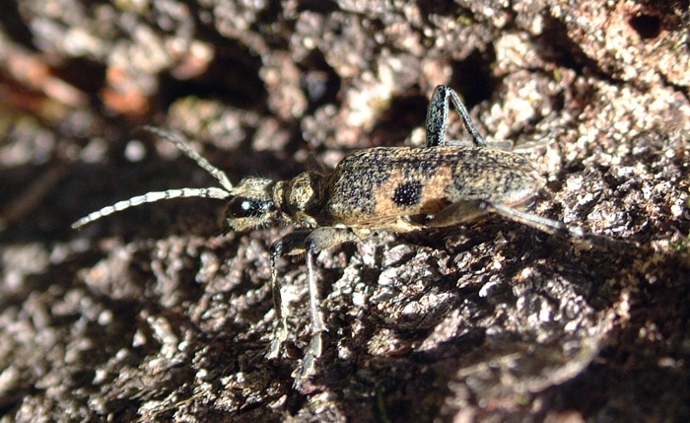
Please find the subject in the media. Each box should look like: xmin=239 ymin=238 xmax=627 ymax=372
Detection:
xmin=73 ymin=85 xmax=603 ymax=385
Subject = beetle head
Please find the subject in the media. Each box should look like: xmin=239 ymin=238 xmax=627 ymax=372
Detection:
xmin=223 ymin=177 xmax=279 ymax=232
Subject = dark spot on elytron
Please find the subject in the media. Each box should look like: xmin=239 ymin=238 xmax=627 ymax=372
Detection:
xmin=393 ymin=180 xmax=422 ymax=207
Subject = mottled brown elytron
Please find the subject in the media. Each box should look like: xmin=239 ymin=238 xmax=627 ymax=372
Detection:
xmin=326 ymin=146 xmax=542 ymax=227
xmin=73 ymin=85 xmax=594 ymax=386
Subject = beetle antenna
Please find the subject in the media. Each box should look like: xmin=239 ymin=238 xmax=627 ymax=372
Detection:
xmin=71 ymin=187 xmax=231 ymax=229
xmin=72 ymin=127 xmax=237 ymax=229
xmin=141 ymin=126 xmax=234 ymax=192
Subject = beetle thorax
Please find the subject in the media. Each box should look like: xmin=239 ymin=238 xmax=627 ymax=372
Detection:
xmin=280 ymin=171 xmax=329 ymax=228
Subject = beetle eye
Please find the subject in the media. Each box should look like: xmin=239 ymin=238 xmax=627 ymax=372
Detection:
xmin=227 ymin=196 xmax=270 ymax=218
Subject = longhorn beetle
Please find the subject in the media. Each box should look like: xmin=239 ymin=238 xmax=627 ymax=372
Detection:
xmin=73 ymin=85 xmax=613 ymax=386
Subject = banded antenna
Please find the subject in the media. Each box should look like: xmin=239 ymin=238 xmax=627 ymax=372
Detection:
xmin=72 ymin=126 xmax=234 ymax=229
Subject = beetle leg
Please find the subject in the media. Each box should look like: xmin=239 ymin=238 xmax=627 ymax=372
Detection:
xmin=295 ymin=227 xmax=360 ymax=387
xmin=428 ymin=198 xmax=575 ymax=233
xmin=426 ymin=85 xmax=487 ymax=148
xmin=268 ymin=227 xmax=360 ymax=387
xmin=426 ymin=199 xmax=491 ymax=227
xmin=428 ymin=200 xmax=625 ymax=248
xmin=267 ymin=231 xmax=310 ymax=359
xmin=483 ymin=201 xmax=623 ymax=247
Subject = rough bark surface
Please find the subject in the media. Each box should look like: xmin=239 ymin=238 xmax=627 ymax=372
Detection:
xmin=1 ymin=1 xmax=689 ymax=422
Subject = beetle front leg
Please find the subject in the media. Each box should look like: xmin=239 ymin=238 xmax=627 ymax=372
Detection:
xmin=295 ymin=227 xmax=360 ymax=387
xmin=267 ymin=231 xmax=310 ymax=359
xmin=303 ymin=227 xmax=360 ymax=332
xmin=267 ymin=227 xmax=360 ymax=387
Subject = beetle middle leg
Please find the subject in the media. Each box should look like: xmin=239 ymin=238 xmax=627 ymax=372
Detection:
xmin=426 ymin=85 xmax=488 ymax=148
xmin=267 ymin=227 xmax=360 ymax=383
xmin=426 ymin=85 xmax=515 ymax=151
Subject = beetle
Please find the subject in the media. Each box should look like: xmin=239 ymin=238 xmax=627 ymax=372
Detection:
xmin=73 ymin=85 xmax=607 ymax=385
